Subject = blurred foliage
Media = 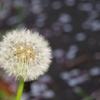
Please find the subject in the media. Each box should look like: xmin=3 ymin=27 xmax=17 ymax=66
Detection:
xmin=75 ymin=87 xmax=93 ymax=100
xmin=0 ymin=90 xmax=15 ymax=100
xmin=0 ymin=90 xmax=7 ymax=100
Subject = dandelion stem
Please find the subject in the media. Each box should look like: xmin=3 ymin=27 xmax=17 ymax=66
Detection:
xmin=16 ymin=77 xmax=24 ymax=100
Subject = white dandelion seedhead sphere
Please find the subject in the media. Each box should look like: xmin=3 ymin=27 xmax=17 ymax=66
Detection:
xmin=0 ymin=29 xmax=52 ymax=81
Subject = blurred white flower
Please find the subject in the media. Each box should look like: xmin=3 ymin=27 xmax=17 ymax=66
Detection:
xmin=0 ymin=29 xmax=52 ymax=81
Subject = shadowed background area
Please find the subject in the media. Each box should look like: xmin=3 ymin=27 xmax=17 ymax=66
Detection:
xmin=0 ymin=0 xmax=100 ymax=100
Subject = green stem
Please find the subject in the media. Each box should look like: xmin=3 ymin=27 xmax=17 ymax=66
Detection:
xmin=16 ymin=77 xmax=24 ymax=100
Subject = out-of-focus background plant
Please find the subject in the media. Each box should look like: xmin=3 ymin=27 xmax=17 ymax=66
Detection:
xmin=0 ymin=0 xmax=100 ymax=100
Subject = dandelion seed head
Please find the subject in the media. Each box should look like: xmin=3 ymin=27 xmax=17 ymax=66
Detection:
xmin=0 ymin=29 xmax=52 ymax=81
